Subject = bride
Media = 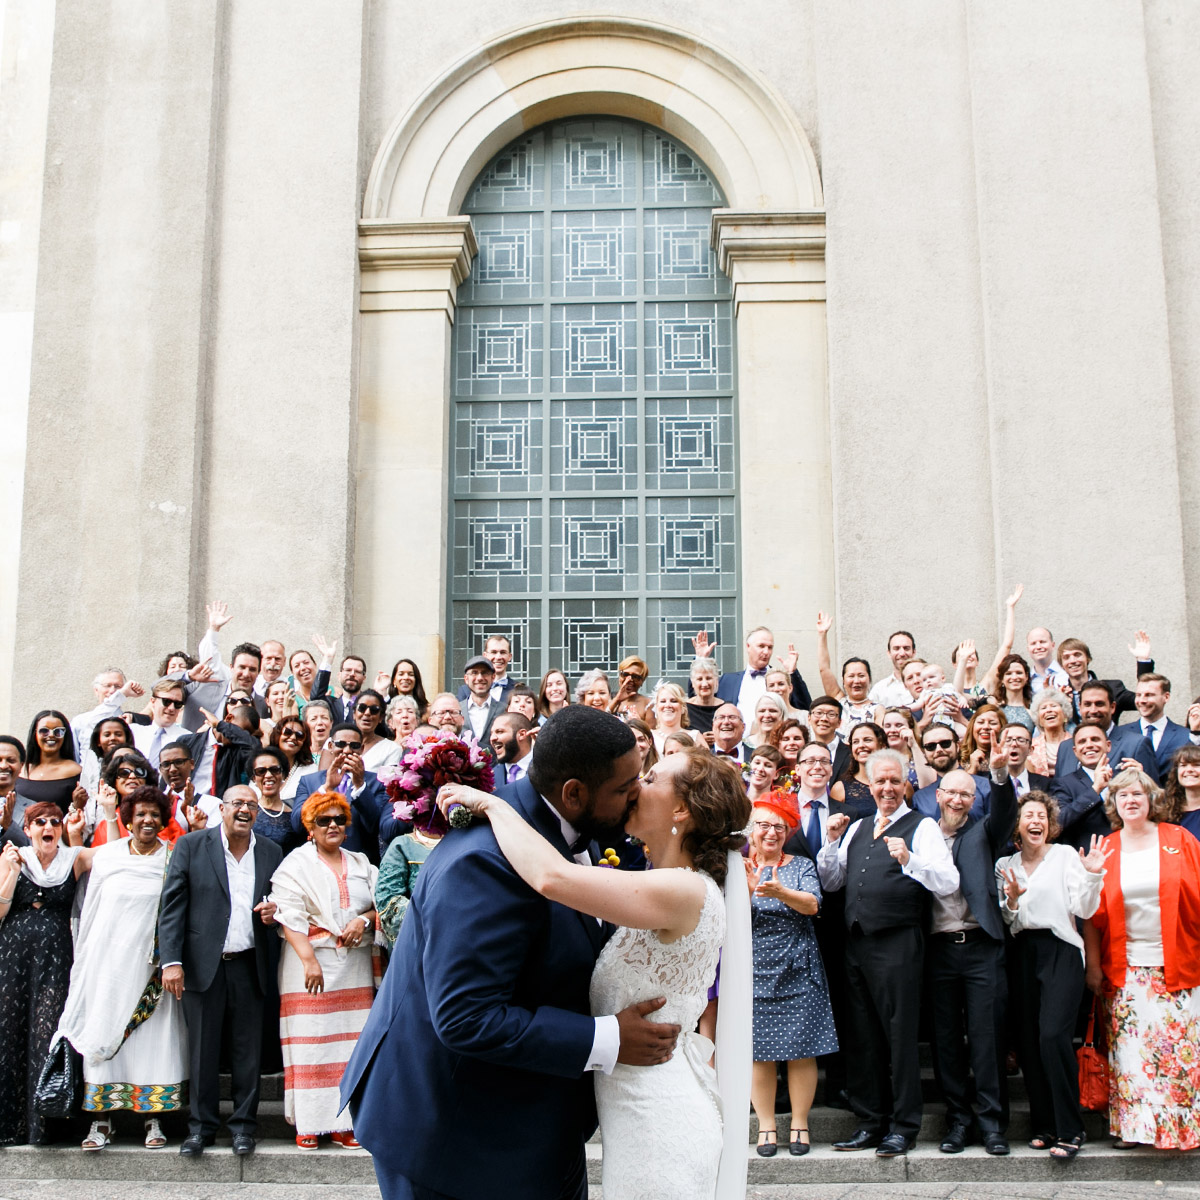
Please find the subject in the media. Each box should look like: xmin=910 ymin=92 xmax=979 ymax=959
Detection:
xmin=440 ymin=748 xmax=752 ymax=1200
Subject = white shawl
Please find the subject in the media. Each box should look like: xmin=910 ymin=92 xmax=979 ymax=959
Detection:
xmin=269 ymin=842 xmax=379 ymax=952
xmin=18 ymin=843 xmax=79 ymax=887
xmin=56 ymin=839 xmax=167 ymax=1063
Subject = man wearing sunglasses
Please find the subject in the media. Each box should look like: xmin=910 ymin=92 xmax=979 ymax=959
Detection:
xmin=288 ymin=724 xmax=401 ymax=863
xmin=132 ymin=680 xmax=193 ymax=769
xmin=160 ymin=784 xmax=282 ymax=1158
xmin=912 ymin=728 xmax=991 ymax=820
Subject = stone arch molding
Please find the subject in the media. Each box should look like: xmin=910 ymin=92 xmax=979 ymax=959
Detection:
xmin=363 ymin=17 xmax=822 ymax=220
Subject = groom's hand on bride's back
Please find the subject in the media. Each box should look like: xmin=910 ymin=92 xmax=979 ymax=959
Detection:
xmin=615 ymin=997 xmax=680 ymax=1066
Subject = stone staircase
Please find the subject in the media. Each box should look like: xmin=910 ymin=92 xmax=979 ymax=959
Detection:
xmin=0 ymin=1072 xmax=1193 ymax=1189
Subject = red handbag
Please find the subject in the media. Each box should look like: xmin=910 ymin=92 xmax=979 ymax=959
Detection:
xmin=1077 ymin=998 xmax=1110 ymax=1111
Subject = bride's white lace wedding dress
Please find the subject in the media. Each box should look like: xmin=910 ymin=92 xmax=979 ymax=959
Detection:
xmin=589 ymin=869 xmax=726 ymax=1200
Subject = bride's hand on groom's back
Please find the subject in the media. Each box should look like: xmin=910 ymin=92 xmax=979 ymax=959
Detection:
xmin=615 ymin=997 xmax=681 ymax=1066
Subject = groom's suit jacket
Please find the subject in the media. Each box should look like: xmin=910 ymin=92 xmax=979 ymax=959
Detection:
xmin=341 ymin=775 xmax=604 ymax=1197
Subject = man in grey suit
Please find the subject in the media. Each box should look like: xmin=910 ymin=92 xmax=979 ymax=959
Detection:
xmin=458 ymin=655 xmax=505 ymax=746
xmin=160 ymin=784 xmax=282 ymax=1158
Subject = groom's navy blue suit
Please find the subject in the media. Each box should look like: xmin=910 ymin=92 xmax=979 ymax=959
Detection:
xmin=341 ymin=775 xmax=604 ymax=1200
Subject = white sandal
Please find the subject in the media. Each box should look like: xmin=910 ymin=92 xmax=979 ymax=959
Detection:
xmin=81 ymin=1120 xmax=113 ymax=1151
xmin=144 ymin=1117 xmax=167 ymax=1149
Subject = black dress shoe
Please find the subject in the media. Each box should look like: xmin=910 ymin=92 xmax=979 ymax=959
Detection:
xmin=939 ymin=1122 xmax=968 ymax=1154
xmin=876 ymin=1132 xmax=914 ymax=1157
xmin=179 ymin=1134 xmax=212 ymax=1157
xmin=833 ymin=1129 xmax=882 ymax=1151
xmin=231 ymin=1134 xmax=256 ymax=1156
xmin=983 ymin=1132 xmax=1010 ymax=1156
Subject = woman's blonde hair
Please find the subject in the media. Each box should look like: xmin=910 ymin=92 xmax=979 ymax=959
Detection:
xmin=653 ymin=682 xmax=691 ymax=729
xmin=300 ymin=790 xmax=352 ymax=833
xmin=1102 ymin=767 xmax=1169 ymax=830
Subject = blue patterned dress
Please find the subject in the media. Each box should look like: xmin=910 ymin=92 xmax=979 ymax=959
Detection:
xmin=751 ymin=854 xmax=838 ymax=1061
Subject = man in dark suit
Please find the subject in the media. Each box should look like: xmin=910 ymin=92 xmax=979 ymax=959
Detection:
xmin=312 ymin=653 xmax=368 ymax=724
xmin=159 ymin=785 xmax=283 ymax=1157
xmin=925 ymin=751 xmax=1018 ymax=1156
xmin=1050 ymin=722 xmax=1116 ymax=849
xmin=1055 ymin=680 xmax=1157 ymax=778
xmin=818 ymin=749 xmax=960 ymax=1157
xmin=714 ymin=625 xmax=813 ymax=723
xmin=289 ymin=723 xmax=401 ymax=861
xmin=1057 ymin=633 xmax=1155 ymax=724
xmin=808 ymin=696 xmax=851 ymax=781
xmin=456 ymin=634 xmax=518 ymax=705
xmin=341 ymin=706 xmax=680 ymax=1200
xmin=783 ymin=739 xmax=860 ymax=1105
xmin=996 ymin=725 xmax=1049 ymax=799
xmin=1122 ymin=673 xmax=1191 ymax=784
xmin=459 ymin=656 xmax=505 ymax=748
xmin=489 ymin=712 xmax=535 ymax=787
xmin=0 ymin=738 xmax=30 ymax=848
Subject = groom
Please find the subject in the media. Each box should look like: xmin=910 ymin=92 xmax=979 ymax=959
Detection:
xmin=341 ymin=705 xmax=682 ymax=1200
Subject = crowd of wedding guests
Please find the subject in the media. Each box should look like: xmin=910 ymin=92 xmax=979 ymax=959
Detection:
xmin=1 ymin=588 xmax=1199 ymax=1164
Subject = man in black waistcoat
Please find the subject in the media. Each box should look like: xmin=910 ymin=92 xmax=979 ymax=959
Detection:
xmin=817 ymin=748 xmax=960 ymax=1157
xmin=925 ymin=748 xmax=1018 ymax=1156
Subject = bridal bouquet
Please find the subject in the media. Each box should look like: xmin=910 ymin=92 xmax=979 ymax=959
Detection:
xmin=378 ymin=731 xmax=495 ymax=836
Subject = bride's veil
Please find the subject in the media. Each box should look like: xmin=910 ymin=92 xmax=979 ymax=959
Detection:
xmin=714 ymin=847 xmax=752 ymax=1199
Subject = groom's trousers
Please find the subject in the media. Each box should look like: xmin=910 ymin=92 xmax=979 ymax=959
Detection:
xmin=376 ymin=1144 xmax=587 ymax=1200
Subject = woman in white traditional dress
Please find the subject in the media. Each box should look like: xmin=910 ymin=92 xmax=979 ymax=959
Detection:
xmin=440 ymin=747 xmax=753 ymax=1200
xmin=58 ymin=785 xmax=189 ymax=1151
xmin=270 ymin=790 xmax=379 ymax=1150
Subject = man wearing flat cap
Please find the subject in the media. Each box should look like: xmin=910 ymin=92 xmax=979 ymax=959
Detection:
xmin=459 ymin=656 xmax=504 ymax=745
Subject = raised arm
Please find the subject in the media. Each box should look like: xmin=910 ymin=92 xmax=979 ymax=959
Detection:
xmin=981 ymin=585 xmax=1022 ymax=696
xmin=815 ymin=612 xmax=843 ymax=701
xmin=438 ymin=785 xmax=706 ymax=937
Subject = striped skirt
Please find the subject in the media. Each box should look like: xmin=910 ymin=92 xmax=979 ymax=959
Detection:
xmin=279 ymin=941 xmax=377 ymax=1136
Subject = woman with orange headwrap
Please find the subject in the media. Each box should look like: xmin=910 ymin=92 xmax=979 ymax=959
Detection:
xmin=269 ymin=791 xmax=378 ymax=1150
xmin=746 ymin=790 xmax=838 ymax=1158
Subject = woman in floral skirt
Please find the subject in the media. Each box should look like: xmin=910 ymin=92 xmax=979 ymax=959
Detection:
xmin=1083 ymin=768 xmax=1200 ymax=1150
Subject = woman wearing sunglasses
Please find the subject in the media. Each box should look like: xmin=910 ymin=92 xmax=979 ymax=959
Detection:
xmin=269 ymin=791 xmax=378 ymax=1150
xmin=269 ymin=717 xmax=314 ymax=802
xmin=353 ymin=689 xmax=402 ymax=772
xmin=249 ymin=748 xmax=295 ymax=848
xmin=0 ymin=793 xmax=116 ymax=1144
xmin=15 ymin=710 xmax=82 ymax=821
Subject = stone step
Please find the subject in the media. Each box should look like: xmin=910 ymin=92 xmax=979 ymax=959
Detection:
xmin=0 ymin=1138 xmax=1193 ymax=1187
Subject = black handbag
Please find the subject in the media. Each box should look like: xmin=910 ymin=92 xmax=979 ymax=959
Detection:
xmin=34 ymin=1034 xmax=81 ymax=1118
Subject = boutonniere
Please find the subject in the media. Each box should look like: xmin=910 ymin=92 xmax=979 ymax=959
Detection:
xmin=1163 ymin=845 xmax=1180 ymax=855
xmin=599 ymin=848 xmax=620 ymax=868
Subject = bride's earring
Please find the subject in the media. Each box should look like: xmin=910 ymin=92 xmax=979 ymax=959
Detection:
xmin=671 ymin=825 xmax=677 ymax=836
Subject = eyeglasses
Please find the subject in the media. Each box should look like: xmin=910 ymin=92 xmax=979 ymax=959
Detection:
xmin=938 ymin=789 xmax=975 ymax=802
xmin=156 ymin=697 xmax=185 ymax=710
xmin=252 ymin=765 xmax=283 ymax=777
xmin=799 ymin=757 xmax=831 ymax=768
xmin=30 ymin=816 xmax=62 ymax=828
xmin=117 ymin=766 xmax=148 ymax=780
xmin=159 ymin=756 xmax=191 ymax=769
xmin=331 ymin=740 xmax=362 ymax=751
xmin=923 ymin=739 xmax=955 ymax=751
xmin=314 ymin=813 xmax=348 ymax=828
xmin=619 ymin=670 xmax=644 ymax=679
xmin=278 ymin=727 xmax=305 ymax=739
xmin=224 ymin=799 xmax=259 ymax=812
xmin=227 ymin=697 xmax=254 ymax=709
xmin=356 ymin=705 xmax=382 ymax=716
xmin=753 ymin=820 xmax=788 ymax=835
xmin=37 ymin=727 xmax=66 ymax=740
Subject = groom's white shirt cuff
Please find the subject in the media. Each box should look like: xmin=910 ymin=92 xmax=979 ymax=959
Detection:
xmin=588 ymin=1015 xmax=620 ymax=1074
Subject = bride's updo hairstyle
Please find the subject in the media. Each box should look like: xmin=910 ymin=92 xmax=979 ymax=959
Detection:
xmin=673 ymin=749 xmax=752 ymax=887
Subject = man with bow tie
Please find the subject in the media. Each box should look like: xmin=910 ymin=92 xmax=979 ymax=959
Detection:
xmin=817 ymin=748 xmax=959 ymax=1158
xmin=709 ymin=704 xmax=754 ymax=764
xmin=713 ymin=626 xmax=812 ymax=725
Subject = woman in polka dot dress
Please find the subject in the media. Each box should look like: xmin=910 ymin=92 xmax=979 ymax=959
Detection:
xmin=747 ymin=790 xmax=838 ymax=1157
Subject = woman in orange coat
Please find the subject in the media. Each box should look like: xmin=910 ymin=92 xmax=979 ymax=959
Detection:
xmin=1083 ymin=768 xmax=1200 ymax=1151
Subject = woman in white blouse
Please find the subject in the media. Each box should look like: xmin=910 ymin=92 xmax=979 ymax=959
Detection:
xmin=996 ymin=792 xmax=1110 ymax=1160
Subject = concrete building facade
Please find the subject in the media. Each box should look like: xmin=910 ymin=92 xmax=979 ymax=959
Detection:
xmin=2 ymin=0 xmax=1198 ymax=724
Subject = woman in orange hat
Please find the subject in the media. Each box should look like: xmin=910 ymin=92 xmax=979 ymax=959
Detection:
xmin=747 ymin=790 xmax=838 ymax=1158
